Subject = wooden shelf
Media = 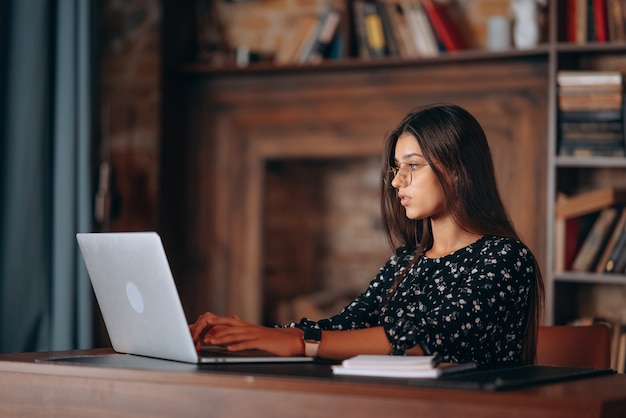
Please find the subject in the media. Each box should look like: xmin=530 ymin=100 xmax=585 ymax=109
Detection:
xmin=554 ymin=272 xmax=626 ymax=286
xmin=555 ymin=156 xmax=626 ymax=168
xmin=554 ymin=42 xmax=626 ymax=53
xmin=174 ymin=46 xmax=551 ymax=76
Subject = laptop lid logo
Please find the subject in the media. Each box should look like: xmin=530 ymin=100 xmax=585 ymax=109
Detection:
xmin=126 ymin=282 xmax=144 ymax=314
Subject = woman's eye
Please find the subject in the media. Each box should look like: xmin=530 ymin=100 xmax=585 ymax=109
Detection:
xmin=409 ymin=163 xmax=420 ymax=171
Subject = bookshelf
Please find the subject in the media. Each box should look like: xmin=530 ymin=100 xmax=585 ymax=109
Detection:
xmin=159 ymin=0 xmax=626 ymax=347
xmin=547 ymin=0 xmax=626 ymax=333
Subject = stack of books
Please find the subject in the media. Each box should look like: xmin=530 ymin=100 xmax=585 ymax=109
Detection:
xmin=331 ymin=354 xmax=476 ymax=378
xmin=557 ymin=70 xmax=625 ymax=157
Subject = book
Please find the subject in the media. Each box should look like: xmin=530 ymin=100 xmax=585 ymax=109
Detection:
xmin=559 ymin=108 xmax=624 ymax=122
xmin=274 ymin=14 xmax=320 ymax=65
xmin=295 ymin=15 xmax=324 ymax=63
xmin=555 ymin=216 xmax=566 ymax=272
xmin=610 ymin=322 xmax=626 ymax=371
xmin=567 ymin=0 xmax=578 ymax=42
xmin=607 ymin=0 xmax=625 ymax=42
xmin=593 ymin=0 xmax=609 ymax=42
xmin=403 ymin=0 xmax=439 ymax=57
xmin=555 ymin=186 xmax=626 ymax=219
xmin=576 ymin=0 xmax=588 ymax=43
xmin=420 ymin=0 xmax=466 ymax=52
xmin=381 ymin=1 xmax=420 ymax=58
xmin=363 ymin=1 xmax=387 ymax=58
xmin=605 ymin=218 xmax=626 ymax=273
xmin=557 ymin=70 xmax=623 ymax=86
xmin=596 ymin=207 xmax=626 ymax=272
xmin=353 ymin=0 xmax=372 ymax=59
xmin=560 ymin=120 xmax=624 ymax=133
xmin=376 ymin=1 xmax=401 ymax=57
xmin=555 ymin=216 xmax=583 ymax=272
xmin=558 ymin=90 xmax=623 ymax=111
xmin=571 ymin=207 xmax=620 ymax=272
xmin=309 ymin=9 xmax=343 ymax=64
xmin=587 ymin=0 xmax=596 ymax=42
xmin=331 ymin=354 xmax=477 ymax=378
xmin=559 ymin=142 xmax=625 ymax=157
xmin=618 ymin=330 xmax=626 ymax=373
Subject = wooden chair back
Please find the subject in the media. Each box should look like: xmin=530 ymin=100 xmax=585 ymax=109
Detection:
xmin=536 ymin=324 xmax=612 ymax=369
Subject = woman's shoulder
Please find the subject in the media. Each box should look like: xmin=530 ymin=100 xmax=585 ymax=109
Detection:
xmin=478 ymin=235 xmax=530 ymax=251
xmin=475 ymin=235 xmax=535 ymax=264
xmin=383 ymin=244 xmax=416 ymax=269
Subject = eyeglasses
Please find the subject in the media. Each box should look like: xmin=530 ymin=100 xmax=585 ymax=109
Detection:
xmin=385 ymin=162 xmax=430 ymax=186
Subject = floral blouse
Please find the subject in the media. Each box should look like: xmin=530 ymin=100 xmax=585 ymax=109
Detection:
xmin=290 ymin=235 xmax=535 ymax=366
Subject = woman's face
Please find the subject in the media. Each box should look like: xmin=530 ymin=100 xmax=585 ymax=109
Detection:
xmin=391 ymin=133 xmax=445 ymax=220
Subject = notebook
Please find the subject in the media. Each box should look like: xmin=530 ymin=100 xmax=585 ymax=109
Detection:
xmin=76 ymin=231 xmax=313 ymax=364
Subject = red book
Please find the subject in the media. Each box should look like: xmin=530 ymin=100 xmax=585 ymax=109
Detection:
xmin=593 ymin=0 xmax=608 ymax=42
xmin=567 ymin=0 xmax=578 ymax=42
xmin=565 ymin=217 xmax=581 ymax=270
xmin=420 ymin=0 xmax=467 ymax=51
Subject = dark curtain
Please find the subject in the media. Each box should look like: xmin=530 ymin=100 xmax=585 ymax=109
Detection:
xmin=0 ymin=0 xmax=94 ymax=353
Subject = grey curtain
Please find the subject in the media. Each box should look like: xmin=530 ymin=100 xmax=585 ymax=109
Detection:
xmin=0 ymin=0 xmax=94 ymax=353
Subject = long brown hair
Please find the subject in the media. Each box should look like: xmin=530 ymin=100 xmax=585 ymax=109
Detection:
xmin=380 ymin=103 xmax=544 ymax=365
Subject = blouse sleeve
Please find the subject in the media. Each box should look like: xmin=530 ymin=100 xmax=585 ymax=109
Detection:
xmin=383 ymin=240 xmax=534 ymax=364
xmin=289 ymin=247 xmax=414 ymax=331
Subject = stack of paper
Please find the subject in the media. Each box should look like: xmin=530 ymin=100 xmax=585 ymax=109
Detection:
xmin=331 ymin=355 xmax=476 ymax=379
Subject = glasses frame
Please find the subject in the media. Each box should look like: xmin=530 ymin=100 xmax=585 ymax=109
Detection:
xmin=385 ymin=161 xmax=430 ymax=187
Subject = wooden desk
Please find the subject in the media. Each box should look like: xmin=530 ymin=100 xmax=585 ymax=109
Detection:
xmin=1 ymin=349 xmax=626 ymax=418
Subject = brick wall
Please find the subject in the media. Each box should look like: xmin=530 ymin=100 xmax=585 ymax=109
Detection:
xmin=100 ymin=0 xmax=161 ymax=232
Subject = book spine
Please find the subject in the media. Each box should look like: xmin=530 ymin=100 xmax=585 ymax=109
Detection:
xmin=382 ymin=2 xmax=418 ymax=58
xmin=587 ymin=0 xmax=597 ymax=42
xmin=597 ymin=208 xmax=626 ymax=272
xmin=420 ymin=0 xmax=465 ymax=51
xmin=593 ymin=0 xmax=609 ymax=42
xmin=363 ymin=1 xmax=387 ymax=58
xmin=376 ymin=1 xmax=400 ymax=57
xmin=309 ymin=9 xmax=342 ymax=64
xmin=607 ymin=0 xmax=625 ymax=42
xmin=567 ymin=0 xmax=578 ymax=42
xmin=404 ymin=1 xmax=438 ymax=57
xmin=571 ymin=207 xmax=619 ymax=272
xmin=606 ymin=221 xmax=626 ymax=272
xmin=577 ymin=0 xmax=588 ymax=43
xmin=353 ymin=0 xmax=372 ymax=59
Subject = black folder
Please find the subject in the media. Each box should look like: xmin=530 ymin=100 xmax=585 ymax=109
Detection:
xmin=41 ymin=354 xmax=615 ymax=391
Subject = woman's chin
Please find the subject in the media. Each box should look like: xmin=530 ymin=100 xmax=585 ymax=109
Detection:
xmin=403 ymin=208 xmax=420 ymax=220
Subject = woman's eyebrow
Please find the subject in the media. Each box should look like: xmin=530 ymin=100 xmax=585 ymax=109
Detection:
xmin=395 ymin=153 xmax=423 ymax=163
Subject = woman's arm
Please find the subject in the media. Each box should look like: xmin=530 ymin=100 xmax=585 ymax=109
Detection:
xmin=316 ymin=327 xmax=394 ymax=359
xmin=190 ymin=313 xmax=414 ymax=360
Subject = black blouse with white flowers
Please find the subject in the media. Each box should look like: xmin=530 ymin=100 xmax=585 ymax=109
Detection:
xmin=291 ymin=235 xmax=535 ymax=366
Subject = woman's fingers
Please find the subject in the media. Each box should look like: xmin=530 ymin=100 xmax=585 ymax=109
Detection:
xmin=189 ymin=312 xmax=220 ymax=346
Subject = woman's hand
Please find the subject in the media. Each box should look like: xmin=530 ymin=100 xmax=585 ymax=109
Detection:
xmin=189 ymin=312 xmax=304 ymax=356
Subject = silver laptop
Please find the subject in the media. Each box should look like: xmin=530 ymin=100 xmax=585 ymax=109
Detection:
xmin=76 ymin=231 xmax=313 ymax=364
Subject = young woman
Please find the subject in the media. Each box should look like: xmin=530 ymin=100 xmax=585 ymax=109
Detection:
xmin=190 ymin=103 xmax=544 ymax=366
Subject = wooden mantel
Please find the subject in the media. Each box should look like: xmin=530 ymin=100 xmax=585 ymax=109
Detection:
xmin=160 ymin=56 xmax=549 ymax=324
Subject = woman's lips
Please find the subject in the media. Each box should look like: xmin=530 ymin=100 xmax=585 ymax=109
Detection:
xmin=398 ymin=193 xmax=410 ymax=206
